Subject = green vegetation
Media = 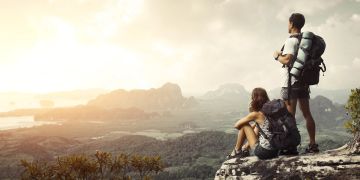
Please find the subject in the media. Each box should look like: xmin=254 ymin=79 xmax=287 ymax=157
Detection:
xmin=3 ymin=130 xmax=351 ymax=179
xmin=0 ymin=92 xmax=352 ymax=179
xmin=344 ymin=88 xmax=360 ymax=134
xmin=155 ymin=164 xmax=215 ymax=180
xmin=20 ymin=151 xmax=164 ymax=180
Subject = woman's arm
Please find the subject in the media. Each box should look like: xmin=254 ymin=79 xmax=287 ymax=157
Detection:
xmin=234 ymin=112 xmax=259 ymax=130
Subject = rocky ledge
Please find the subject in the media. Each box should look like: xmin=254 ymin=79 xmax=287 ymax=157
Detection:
xmin=214 ymin=146 xmax=360 ymax=179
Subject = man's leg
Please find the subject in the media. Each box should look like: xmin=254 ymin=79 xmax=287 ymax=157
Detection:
xmin=285 ymin=98 xmax=297 ymax=116
xmin=299 ymin=98 xmax=316 ymax=145
xmin=281 ymin=87 xmax=298 ymax=116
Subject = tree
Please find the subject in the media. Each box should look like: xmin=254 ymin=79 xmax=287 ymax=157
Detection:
xmin=130 ymin=154 xmax=164 ymax=180
xmin=20 ymin=151 xmax=164 ymax=180
xmin=344 ymin=88 xmax=360 ymax=153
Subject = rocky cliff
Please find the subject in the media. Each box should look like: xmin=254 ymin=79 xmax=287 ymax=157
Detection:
xmin=214 ymin=146 xmax=360 ymax=179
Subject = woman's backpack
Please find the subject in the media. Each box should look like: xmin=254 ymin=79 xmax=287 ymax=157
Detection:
xmin=257 ymin=99 xmax=301 ymax=150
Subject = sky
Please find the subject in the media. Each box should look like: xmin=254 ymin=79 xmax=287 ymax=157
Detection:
xmin=0 ymin=0 xmax=359 ymax=95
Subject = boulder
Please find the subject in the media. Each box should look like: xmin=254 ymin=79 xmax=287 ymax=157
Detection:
xmin=214 ymin=147 xmax=360 ymax=179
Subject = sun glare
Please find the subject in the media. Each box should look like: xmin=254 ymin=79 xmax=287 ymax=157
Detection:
xmin=0 ymin=0 xmax=155 ymax=93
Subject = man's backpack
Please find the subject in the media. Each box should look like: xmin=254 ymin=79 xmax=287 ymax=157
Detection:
xmin=257 ymin=99 xmax=301 ymax=150
xmin=290 ymin=32 xmax=327 ymax=86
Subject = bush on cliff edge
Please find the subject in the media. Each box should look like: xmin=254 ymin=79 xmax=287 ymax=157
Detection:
xmin=344 ymin=88 xmax=360 ymax=153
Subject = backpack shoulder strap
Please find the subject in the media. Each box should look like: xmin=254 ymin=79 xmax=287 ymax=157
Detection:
xmin=321 ymin=60 xmax=327 ymax=72
xmin=255 ymin=122 xmax=269 ymax=140
xmin=281 ymin=33 xmax=301 ymax=53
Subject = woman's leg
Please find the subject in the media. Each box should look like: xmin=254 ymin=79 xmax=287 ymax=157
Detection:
xmin=235 ymin=123 xmax=258 ymax=151
xmin=241 ymin=124 xmax=259 ymax=150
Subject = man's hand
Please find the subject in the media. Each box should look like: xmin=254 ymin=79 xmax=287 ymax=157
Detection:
xmin=273 ymin=50 xmax=282 ymax=59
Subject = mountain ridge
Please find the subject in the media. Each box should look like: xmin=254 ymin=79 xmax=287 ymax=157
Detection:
xmin=87 ymin=82 xmax=197 ymax=112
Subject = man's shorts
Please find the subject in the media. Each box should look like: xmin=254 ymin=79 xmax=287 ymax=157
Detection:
xmin=281 ymin=82 xmax=310 ymax=101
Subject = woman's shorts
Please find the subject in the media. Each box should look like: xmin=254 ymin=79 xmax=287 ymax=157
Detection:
xmin=254 ymin=144 xmax=278 ymax=160
xmin=281 ymin=82 xmax=310 ymax=100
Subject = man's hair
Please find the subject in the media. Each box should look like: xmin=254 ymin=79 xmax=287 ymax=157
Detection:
xmin=289 ymin=13 xmax=305 ymax=30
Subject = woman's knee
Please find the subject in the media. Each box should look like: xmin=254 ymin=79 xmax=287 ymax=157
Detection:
xmin=242 ymin=123 xmax=252 ymax=129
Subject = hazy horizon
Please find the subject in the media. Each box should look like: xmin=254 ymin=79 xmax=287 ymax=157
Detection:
xmin=1 ymin=0 xmax=359 ymax=95
xmin=0 ymin=82 xmax=351 ymax=97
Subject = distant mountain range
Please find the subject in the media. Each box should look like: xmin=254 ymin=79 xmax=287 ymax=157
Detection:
xmin=201 ymin=83 xmax=249 ymax=100
xmin=268 ymin=87 xmax=350 ymax=104
xmin=0 ymin=83 xmax=350 ymax=112
xmin=0 ymin=83 xmax=351 ymax=121
xmin=296 ymin=95 xmax=347 ymax=130
xmin=201 ymin=83 xmax=348 ymax=129
xmin=199 ymin=83 xmax=350 ymax=110
xmin=197 ymin=83 xmax=250 ymax=113
xmin=88 ymin=83 xmax=197 ymax=112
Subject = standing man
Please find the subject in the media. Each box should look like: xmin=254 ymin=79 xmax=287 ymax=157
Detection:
xmin=273 ymin=13 xmax=319 ymax=153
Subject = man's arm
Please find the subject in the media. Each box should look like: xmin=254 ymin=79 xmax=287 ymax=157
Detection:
xmin=273 ymin=38 xmax=297 ymax=65
xmin=273 ymin=51 xmax=293 ymax=65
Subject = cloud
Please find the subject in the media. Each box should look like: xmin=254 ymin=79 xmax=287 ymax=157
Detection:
xmin=276 ymin=0 xmax=343 ymax=21
xmin=351 ymin=14 xmax=360 ymax=22
xmin=354 ymin=57 xmax=360 ymax=67
xmin=302 ymin=12 xmax=360 ymax=89
xmin=0 ymin=0 xmax=359 ymax=93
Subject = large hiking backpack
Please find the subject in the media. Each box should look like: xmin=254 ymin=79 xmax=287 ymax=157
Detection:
xmin=257 ymin=99 xmax=301 ymax=150
xmin=290 ymin=32 xmax=327 ymax=86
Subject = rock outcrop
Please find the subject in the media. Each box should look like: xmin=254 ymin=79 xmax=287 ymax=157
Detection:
xmin=214 ymin=147 xmax=360 ymax=179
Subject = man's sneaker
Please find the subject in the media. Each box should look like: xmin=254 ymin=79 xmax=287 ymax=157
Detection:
xmin=305 ymin=144 xmax=320 ymax=154
xmin=226 ymin=149 xmax=250 ymax=159
xmin=279 ymin=147 xmax=299 ymax=156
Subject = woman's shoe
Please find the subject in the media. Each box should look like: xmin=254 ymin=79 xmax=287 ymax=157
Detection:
xmin=226 ymin=149 xmax=250 ymax=159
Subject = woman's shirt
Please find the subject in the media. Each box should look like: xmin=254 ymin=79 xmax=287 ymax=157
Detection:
xmin=258 ymin=117 xmax=275 ymax=150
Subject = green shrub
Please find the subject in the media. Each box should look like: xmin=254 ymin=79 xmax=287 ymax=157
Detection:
xmin=344 ymin=88 xmax=360 ymax=134
xmin=20 ymin=151 xmax=164 ymax=180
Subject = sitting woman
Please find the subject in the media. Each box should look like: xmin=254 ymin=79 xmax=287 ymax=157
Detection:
xmin=227 ymin=87 xmax=279 ymax=160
